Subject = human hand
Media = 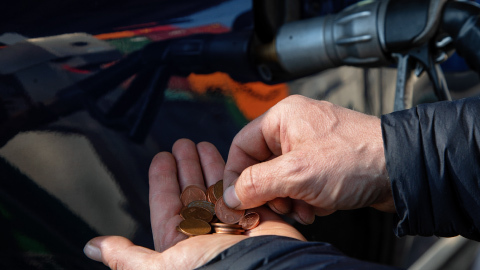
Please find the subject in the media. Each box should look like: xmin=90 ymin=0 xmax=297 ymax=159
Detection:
xmin=223 ymin=95 xmax=395 ymax=225
xmin=84 ymin=139 xmax=305 ymax=269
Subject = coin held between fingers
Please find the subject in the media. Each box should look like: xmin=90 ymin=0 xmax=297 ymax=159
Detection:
xmin=223 ymin=185 xmax=241 ymax=209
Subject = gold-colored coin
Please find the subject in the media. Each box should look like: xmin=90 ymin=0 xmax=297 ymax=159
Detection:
xmin=178 ymin=219 xmax=211 ymax=236
xmin=180 ymin=206 xmax=213 ymax=223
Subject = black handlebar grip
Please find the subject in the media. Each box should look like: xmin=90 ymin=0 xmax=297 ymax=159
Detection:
xmin=442 ymin=1 xmax=480 ymax=75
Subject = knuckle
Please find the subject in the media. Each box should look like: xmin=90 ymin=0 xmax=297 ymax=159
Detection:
xmin=285 ymin=94 xmax=306 ymax=103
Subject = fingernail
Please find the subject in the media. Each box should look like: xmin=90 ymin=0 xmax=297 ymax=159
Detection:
xmin=291 ymin=212 xmax=315 ymax=225
xmin=268 ymin=202 xmax=284 ymax=214
xmin=223 ymin=185 xmax=241 ymax=209
xmin=267 ymin=201 xmax=289 ymax=215
xmin=84 ymin=241 xmax=102 ymax=262
xmin=304 ymin=214 xmax=315 ymax=225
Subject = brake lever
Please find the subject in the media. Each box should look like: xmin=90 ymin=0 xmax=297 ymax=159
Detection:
xmin=392 ymin=53 xmax=417 ymax=111
xmin=392 ymin=41 xmax=452 ymax=111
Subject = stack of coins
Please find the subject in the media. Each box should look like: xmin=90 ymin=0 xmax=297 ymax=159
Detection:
xmin=176 ymin=180 xmax=260 ymax=237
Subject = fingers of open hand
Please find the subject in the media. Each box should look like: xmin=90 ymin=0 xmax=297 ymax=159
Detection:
xmin=197 ymin=141 xmax=225 ymax=187
xmin=84 ymin=236 xmax=159 ymax=270
xmin=172 ymin=139 xmax=206 ymax=191
xmin=149 ymin=151 xmax=186 ymax=251
xmin=150 ymin=139 xmax=227 ymax=251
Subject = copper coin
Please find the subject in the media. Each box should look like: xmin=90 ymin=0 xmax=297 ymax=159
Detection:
xmin=239 ymin=212 xmax=260 ymax=230
xmin=178 ymin=219 xmax=211 ymax=236
xmin=214 ymin=227 xmax=244 ymax=235
xmin=180 ymin=206 xmax=213 ymax=223
xmin=215 ymin=196 xmax=245 ymax=224
xmin=188 ymin=200 xmax=215 ymax=216
xmin=213 ymin=180 xmax=224 ymax=200
xmin=210 ymin=223 xmax=243 ymax=229
xmin=180 ymin=185 xmax=206 ymax=206
xmin=207 ymin=185 xmax=217 ymax=204
xmin=214 ymin=227 xmax=245 ymax=233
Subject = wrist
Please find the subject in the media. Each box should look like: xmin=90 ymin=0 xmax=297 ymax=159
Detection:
xmin=370 ymin=175 xmax=396 ymax=213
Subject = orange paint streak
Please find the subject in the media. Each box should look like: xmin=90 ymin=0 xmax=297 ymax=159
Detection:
xmin=94 ymin=31 xmax=136 ymax=40
xmin=188 ymin=72 xmax=289 ymax=120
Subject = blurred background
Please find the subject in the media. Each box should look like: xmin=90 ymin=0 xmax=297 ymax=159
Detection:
xmin=1 ymin=0 xmax=480 ymax=269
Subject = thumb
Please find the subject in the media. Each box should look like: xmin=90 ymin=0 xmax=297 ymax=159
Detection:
xmin=84 ymin=236 xmax=159 ymax=270
xmin=224 ymin=154 xmax=300 ymax=210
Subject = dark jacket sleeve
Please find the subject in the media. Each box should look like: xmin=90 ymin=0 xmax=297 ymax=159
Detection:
xmin=197 ymin=235 xmax=398 ymax=270
xmin=381 ymin=96 xmax=480 ymax=240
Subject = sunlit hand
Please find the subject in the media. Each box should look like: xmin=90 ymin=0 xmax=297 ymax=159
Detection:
xmin=84 ymin=139 xmax=305 ymax=269
xmin=223 ymin=95 xmax=395 ymax=225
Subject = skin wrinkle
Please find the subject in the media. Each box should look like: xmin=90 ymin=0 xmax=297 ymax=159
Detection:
xmin=149 ymin=172 xmax=178 ymax=190
xmin=103 ymin=238 xmax=125 ymax=269
xmin=278 ymin=118 xmax=287 ymax=153
xmin=246 ymin=165 xmax=262 ymax=202
xmin=199 ymin=160 xmax=222 ymax=169
xmin=278 ymin=123 xmax=289 ymax=154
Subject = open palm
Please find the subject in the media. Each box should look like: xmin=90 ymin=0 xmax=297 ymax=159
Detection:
xmin=84 ymin=139 xmax=305 ymax=269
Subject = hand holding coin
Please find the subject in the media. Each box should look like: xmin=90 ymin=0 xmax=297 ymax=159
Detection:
xmin=84 ymin=139 xmax=305 ymax=270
